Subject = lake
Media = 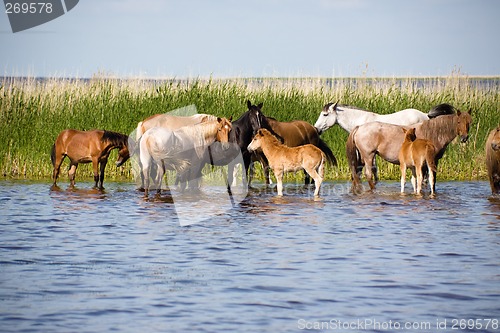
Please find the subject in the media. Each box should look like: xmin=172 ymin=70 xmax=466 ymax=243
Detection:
xmin=0 ymin=180 xmax=499 ymax=332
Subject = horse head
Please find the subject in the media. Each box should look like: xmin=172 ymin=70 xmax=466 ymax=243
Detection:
xmin=215 ymin=117 xmax=232 ymax=150
xmin=314 ymin=102 xmax=338 ymax=134
xmin=456 ymin=109 xmax=473 ymax=143
xmin=246 ymin=100 xmax=265 ymax=134
xmin=247 ymin=128 xmax=265 ymax=153
xmin=490 ymin=127 xmax=500 ymax=151
xmin=115 ymin=144 xmax=130 ymax=167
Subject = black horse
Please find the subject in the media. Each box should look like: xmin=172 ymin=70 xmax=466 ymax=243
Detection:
xmin=186 ymin=100 xmax=269 ymax=193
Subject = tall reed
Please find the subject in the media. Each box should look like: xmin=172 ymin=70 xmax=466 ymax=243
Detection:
xmin=0 ymin=74 xmax=498 ymax=181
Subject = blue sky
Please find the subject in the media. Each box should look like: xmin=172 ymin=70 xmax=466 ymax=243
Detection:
xmin=1 ymin=0 xmax=499 ymax=78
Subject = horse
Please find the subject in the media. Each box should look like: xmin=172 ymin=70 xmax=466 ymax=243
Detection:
xmin=247 ymin=129 xmax=326 ymax=198
xmin=246 ymin=101 xmax=337 ymax=186
xmin=346 ymin=109 xmax=472 ymax=191
xmin=314 ymin=102 xmax=456 ymax=134
xmin=51 ymin=129 xmax=130 ymax=189
xmin=485 ymin=126 xmax=500 ymax=194
xmin=139 ymin=117 xmax=232 ymax=198
xmin=399 ymin=128 xmax=438 ymax=196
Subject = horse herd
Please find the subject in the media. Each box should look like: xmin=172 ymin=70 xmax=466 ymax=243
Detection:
xmin=51 ymin=100 xmax=500 ymax=198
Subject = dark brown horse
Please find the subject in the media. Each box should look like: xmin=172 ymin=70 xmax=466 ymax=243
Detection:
xmin=346 ymin=109 xmax=472 ymax=191
xmin=51 ymin=129 xmax=130 ymax=189
xmin=486 ymin=126 xmax=500 ymax=194
xmin=247 ymin=101 xmax=337 ymax=185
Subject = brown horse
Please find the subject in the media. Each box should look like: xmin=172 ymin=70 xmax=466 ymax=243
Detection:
xmin=485 ymin=126 xmax=500 ymax=194
xmin=399 ymin=128 xmax=438 ymax=195
xmin=247 ymin=129 xmax=326 ymax=198
xmin=51 ymin=129 xmax=130 ymax=189
xmin=247 ymin=101 xmax=336 ymax=185
xmin=346 ymin=109 xmax=472 ymax=191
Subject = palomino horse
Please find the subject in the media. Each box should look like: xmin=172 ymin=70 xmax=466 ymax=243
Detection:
xmin=248 ymin=129 xmax=326 ymax=198
xmin=139 ymin=118 xmax=232 ymax=198
xmin=346 ymin=109 xmax=472 ymax=191
xmin=485 ymin=126 xmax=500 ymax=194
xmin=399 ymin=128 xmax=438 ymax=196
xmin=51 ymin=129 xmax=130 ymax=189
xmin=314 ymin=102 xmax=456 ymax=134
xmin=247 ymin=101 xmax=337 ymax=186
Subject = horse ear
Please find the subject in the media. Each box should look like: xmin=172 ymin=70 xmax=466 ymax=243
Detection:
xmin=229 ymin=116 xmax=233 ymax=122
xmin=402 ymin=128 xmax=408 ymax=134
xmin=247 ymin=100 xmax=252 ymax=109
xmin=457 ymin=109 xmax=462 ymax=116
xmin=257 ymin=102 xmax=263 ymax=109
xmin=468 ymin=108 xmax=472 ymax=115
xmin=332 ymin=101 xmax=338 ymax=111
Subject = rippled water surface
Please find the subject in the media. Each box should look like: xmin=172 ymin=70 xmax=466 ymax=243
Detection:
xmin=1 ymin=180 xmax=499 ymax=332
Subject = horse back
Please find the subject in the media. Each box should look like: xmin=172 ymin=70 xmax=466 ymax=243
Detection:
xmin=54 ymin=129 xmax=105 ymax=160
xmin=272 ymin=120 xmax=319 ymax=147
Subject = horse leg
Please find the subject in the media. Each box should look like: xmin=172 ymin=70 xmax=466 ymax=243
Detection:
xmin=275 ymin=169 xmax=284 ymax=196
xmin=364 ymin=155 xmax=376 ymax=190
xmin=400 ymin=163 xmax=407 ymax=194
xmin=307 ymin=167 xmax=323 ymax=198
xmin=428 ymin=165 xmax=436 ymax=196
xmin=98 ymin=160 xmax=107 ymax=190
xmin=68 ymin=163 xmax=78 ymax=188
xmin=52 ymin=154 xmax=65 ymax=187
xmin=155 ymin=161 xmax=165 ymax=197
xmin=410 ymin=167 xmax=417 ymax=194
xmin=303 ymin=170 xmax=311 ymax=186
xmin=92 ymin=158 xmax=100 ymax=189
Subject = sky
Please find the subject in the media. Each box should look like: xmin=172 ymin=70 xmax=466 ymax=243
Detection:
xmin=1 ymin=0 xmax=500 ymax=78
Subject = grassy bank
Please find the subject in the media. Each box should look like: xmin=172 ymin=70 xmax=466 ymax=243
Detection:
xmin=0 ymin=74 xmax=498 ymax=182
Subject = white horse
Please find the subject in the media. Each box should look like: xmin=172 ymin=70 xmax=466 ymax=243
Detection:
xmin=139 ymin=118 xmax=232 ymax=198
xmin=314 ymin=102 xmax=455 ymax=134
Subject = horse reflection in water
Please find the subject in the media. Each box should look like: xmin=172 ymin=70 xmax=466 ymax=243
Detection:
xmin=51 ymin=129 xmax=130 ymax=190
xmin=139 ymin=117 xmax=232 ymax=199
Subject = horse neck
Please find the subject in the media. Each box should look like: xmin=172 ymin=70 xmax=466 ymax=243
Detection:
xmin=337 ymin=106 xmax=376 ymax=132
xmin=259 ymin=134 xmax=283 ymax=155
xmin=419 ymin=114 xmax=458 ymax=152
xmin=197 ymin=121 xmax=220 ymax=145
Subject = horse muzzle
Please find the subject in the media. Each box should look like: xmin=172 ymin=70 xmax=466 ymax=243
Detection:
xmin=492 ymin=143 xmax=500 ymax=151
xmin=460 ymin=135 xmax=469 ymax=143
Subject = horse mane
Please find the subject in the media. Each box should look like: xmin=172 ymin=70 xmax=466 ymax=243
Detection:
xmin=177 ymin=119 xmax=219 ymax=139
xmin=259 ymin=129 xmax=284 ymax=147
xmin=417 ymin=114 xmax=457 ymax=149
xmin=102 ymin=130 xmax=128 ymax=147
xmin=337 ymin=104 xmax=370 ymax=112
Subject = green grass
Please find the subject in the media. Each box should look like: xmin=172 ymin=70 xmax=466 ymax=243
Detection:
xmin=0 ymin=74 xmax=498 ymax=182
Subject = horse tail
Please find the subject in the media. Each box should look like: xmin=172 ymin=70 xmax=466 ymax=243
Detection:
xmin=136 ymin=121 xmax=144 ymax=141
xmin=50 ymin=143 xmax=56 ymax=167
xmin=346 ymin=126 xmax=362 ymax=188
xmin=317 ymin=138 xmax=337 ymax=167
xmin=427 ymin=103 xmax=456 ymax=118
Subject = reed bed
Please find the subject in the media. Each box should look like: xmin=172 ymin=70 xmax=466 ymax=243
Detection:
xmin=0 ymin=74 xmax=498 ymax=182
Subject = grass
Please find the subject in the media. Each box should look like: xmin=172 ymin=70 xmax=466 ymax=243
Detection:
xmin=0 ymin=74 xmax=498 ymax=183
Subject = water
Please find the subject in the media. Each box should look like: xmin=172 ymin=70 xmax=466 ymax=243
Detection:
xmin=0 ymin=180 xmax=499 ymax=332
